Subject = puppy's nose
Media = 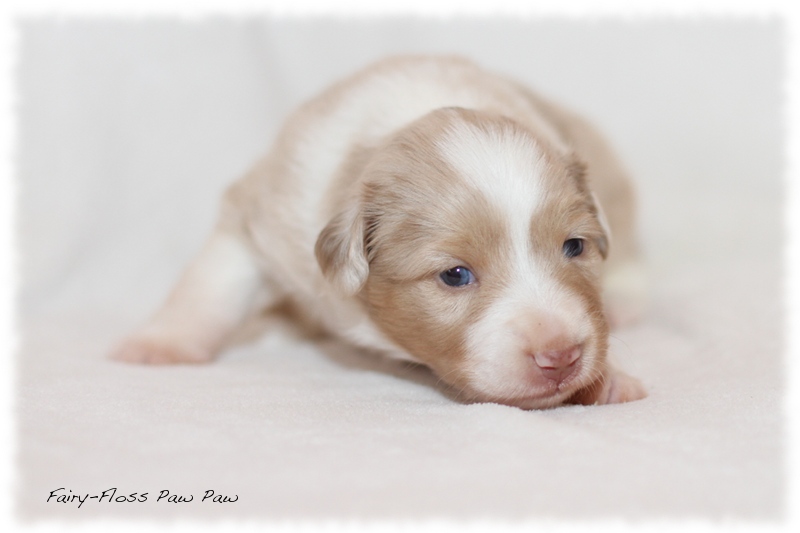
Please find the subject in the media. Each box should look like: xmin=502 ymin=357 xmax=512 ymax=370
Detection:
xmin=532 ymin=344 xmax=582 ymax=383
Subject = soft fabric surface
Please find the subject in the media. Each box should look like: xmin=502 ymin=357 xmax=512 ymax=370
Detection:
xmin=15 ymin=19 xmax=785 ymax=522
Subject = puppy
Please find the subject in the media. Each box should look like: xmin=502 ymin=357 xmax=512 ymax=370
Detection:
xmin=112 ymin=56 xmax=647 ymax=408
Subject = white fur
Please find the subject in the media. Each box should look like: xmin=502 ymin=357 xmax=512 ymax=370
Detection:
xmin=463 ymin=261 xmax=591 ymax=401
xmin=435 ymin=122 xmax=559 ymax=397
xmin=436 ymin=120 xmax=547 ymax=232
xmin=436 ymin=120 xmax=594 ymax=401
xmin=112 ymin=56 xmax=646 ymax=407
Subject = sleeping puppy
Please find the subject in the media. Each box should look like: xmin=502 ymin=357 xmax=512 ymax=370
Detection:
xmin=112 ymin=56 xmax=647 ymax=408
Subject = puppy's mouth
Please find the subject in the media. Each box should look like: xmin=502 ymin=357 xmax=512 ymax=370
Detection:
xmin=466 ymin=358 xmax=591 ymax=409
xmin=547 ymin=357 xmax=583 ymax=388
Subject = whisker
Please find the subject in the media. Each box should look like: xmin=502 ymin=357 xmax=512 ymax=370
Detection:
xmin=608 ymin=334 xmax=634 ymax=363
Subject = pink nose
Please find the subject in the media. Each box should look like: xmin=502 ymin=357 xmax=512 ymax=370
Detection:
xmin=532 ymin=344 xmax=582 ymax=383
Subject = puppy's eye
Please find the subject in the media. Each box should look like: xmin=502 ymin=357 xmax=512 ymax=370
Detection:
xmin=440 ymin=266 xmax=475 ymax=287
xmin=562 ymin=238 xmax=584 ymax=258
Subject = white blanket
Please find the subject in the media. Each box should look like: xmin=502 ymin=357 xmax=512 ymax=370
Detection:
xmin=15 ymin=19 xmax=784 ymax=522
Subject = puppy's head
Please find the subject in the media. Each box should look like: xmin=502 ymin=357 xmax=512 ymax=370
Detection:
xmin=316 ymin=107 xmax=610 ymax=408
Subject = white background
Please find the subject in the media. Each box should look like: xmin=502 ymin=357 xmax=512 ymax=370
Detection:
xmin=7 ymin=10 xmax=790 ymax=529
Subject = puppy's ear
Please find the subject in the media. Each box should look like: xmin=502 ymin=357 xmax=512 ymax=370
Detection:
xmin=590 ymin=192 xmax=611 ymax=259
xmin=315 ymin=201 xmax=369 ymax=295
xmin=567 ymin=155 xmax=611 ymax=259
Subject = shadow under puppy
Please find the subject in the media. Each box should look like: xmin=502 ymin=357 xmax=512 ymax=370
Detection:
xmin=112 ymin=55 xmax=647 ymax=409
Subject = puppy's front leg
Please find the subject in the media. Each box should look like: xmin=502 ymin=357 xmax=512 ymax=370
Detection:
xmin=111 ymin=230 xmax=264 ymax=364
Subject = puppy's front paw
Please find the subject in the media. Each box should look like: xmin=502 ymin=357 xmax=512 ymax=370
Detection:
xmin=568 ymin=367 xmax=647 ymax=406
xmin=597 ymin=369 xmax=647 ymax=405
xmin=110 ymin=335 xmax=213 ymax=365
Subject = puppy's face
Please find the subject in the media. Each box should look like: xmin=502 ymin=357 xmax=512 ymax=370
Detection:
xmin=316 ymin=108 xmax=610 ymax=408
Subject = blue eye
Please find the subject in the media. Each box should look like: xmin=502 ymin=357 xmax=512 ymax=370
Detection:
xmin=563 ymin=238 xmax=584 ymax=258
xmin=440 ymin=266 xmax=475 ymax=287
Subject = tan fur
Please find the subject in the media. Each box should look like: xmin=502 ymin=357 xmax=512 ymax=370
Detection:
xmin=112 ymin=55 xmax=647 ymax=408
xmin=357 ymin=110 xmax=514 ymax=390
xmin=315 ymin=106 xmax=616 ymax=404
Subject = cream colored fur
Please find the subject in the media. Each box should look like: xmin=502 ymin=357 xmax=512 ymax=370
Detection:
xmin=112 ymin=56 xmax=647 ymax=408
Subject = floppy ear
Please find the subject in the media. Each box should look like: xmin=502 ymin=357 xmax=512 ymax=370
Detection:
xmin=590 ymin=192 xmax=611 ymax=259
xmin=567 ymin=155 xmax=611 ymax=259
xmin=314 ymin=200 xmax=370 ymax=295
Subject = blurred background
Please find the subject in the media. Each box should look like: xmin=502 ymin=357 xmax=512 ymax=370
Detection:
xmin=16 ymin=18 xmax=783 ymax=318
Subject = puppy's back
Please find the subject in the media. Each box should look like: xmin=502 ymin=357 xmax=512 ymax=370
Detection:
xmin=224 ymin=56 xmax=633 ymax=303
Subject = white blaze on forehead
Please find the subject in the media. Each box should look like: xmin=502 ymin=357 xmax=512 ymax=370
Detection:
xmin=435 ymin=117 xmax=553 ymax=301
xmin=435 ymin=117 xmax=551 ymax=293
xmin=436 ymin=119 xmax=548 ymax=225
